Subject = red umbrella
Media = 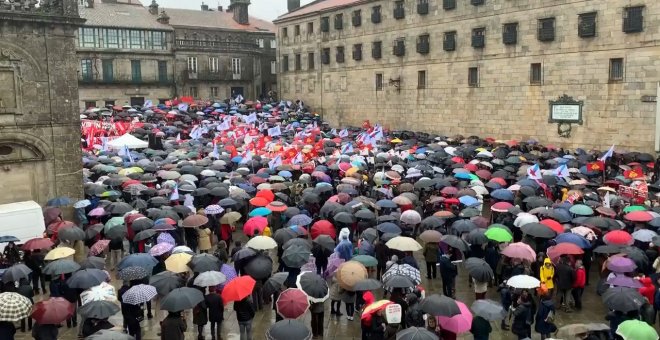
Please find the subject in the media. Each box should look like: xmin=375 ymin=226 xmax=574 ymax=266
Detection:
xmin=540 ymin=219 xmax=564 ymax=234
xmin=624 ymin=211 xmax=653 ymax=222
xmin=90 ymin=239 xmax=110 ymax=256
xmin=489 ymin=177 xmax=507 ymax=186
xmin=256 ymin=190 xmax=275 ymax=203
xmin=311 ymin=220 xmax=336 ymax=240
xmin=221 ymin=276 xmax=256 ymax=304
xmin=491 ymin=202 xmax=513 ymax=213
xmin=475 ymin=169 xmax=492 ymax=180
xmin=546 ymin=243 xmax=584 ymax=262
xmin=266 ymin=201 xmax=288 ymax=212
xmin=604 ymin=230 xmax=634 ymax=246
xmin=276 ymin=288 xmax=310 ymax=319
xmin=22 ymin=238 xmax=54 ymax=251
xmin=243 ymin=217 xmax=268 ymax=236
xmin=463 ymin=163 xmax=478 ymax=172
xmin=31 ymin=297 xmax=75 ymax=325
xmin=249 ymin=197 xmax=269 ymax=207
xmin=47 ymin=220 xmax=76 ymax=235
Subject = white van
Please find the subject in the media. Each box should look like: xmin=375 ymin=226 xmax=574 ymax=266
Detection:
xmin=0 ymin=201 xmax=46 ymax=252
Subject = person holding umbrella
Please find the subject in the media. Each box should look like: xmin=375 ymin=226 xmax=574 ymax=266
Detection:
xmin=234 ymin=296 xmax=255 ymax=340
xmin=17 ymin=278 xmax=33 ymax=332
xmin=205 ymin=286 xmax=224 ymax=340
xmin=535 ymin=293 xmax=557 ymax=340
xmin=119 ymin=281 xmax=143 ymax=340
xmin=193 ymin=291 xmax=208 ymax=340
xmin=439 ymin=252 xmax=457 ymax=298
xmin=81 ymin=318 xmax=114 ymax=337
xmin=31 ymin=322 xmax=58 ymax=340
xmin=160 ymin=311 xmax=187 ymax=340
xmin=25 ymin=249 xmax=46 ymax=295
xmin=423 ymin=241 xmax=438 ymax=280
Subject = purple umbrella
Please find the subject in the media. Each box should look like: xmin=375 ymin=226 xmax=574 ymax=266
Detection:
xmin=157 ymin=233 xmax=176 ymax=245
xmin=323 ymin=253 xmax=345 ymax=279
xmin=607 ymin=275 xmax=643 ymax=288
xmin=217 ymin=264 xmax=237 ymax=289
xmin=89 ymin=207 xmax=107 ymax=217
xmin=607 ymin=257 xmax=637 ymax=273
xmin=149 ymin=243 xmax=173 ymax=256
xmin=287 ymin=214 xmax=313 ymax=227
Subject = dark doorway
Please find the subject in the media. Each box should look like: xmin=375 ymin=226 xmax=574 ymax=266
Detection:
xmin=130 ymin=97 xmax=144 ymax=107
xmin=230 ymin=87 xmax=244 ymax=97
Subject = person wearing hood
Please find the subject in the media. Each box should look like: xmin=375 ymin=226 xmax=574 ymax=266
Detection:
xmin=335 ymin=228 xmax=353 ymax=261
xmin=535 ymin=294 xmax=557 ymax=340
xmin=404 ymin=292 xmax=425 ymax=327
xmin=539 ymin=257 xmax=555 ymax=296
xmin=439 ymin=252 xmax=457 ymax=298
xmin=470 ymin=315 xmax=492 ymax=340
xmin=572 ymin=259 xmax=586 ymax=310
xmin=360 ymin=291 xmax=376 ymax=340
xmin=511 ymin=294 xmax=533 ymax=340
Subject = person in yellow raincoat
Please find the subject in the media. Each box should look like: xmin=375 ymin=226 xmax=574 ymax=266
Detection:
xmin=539 ymin=257 xmax=555 ymax=294
xmin=262 ymin=226 xmax=271 ymax=237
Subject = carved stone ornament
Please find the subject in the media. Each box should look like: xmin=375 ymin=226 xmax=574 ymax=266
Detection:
xmin=0 ymin=48 xmax=24 ymax=115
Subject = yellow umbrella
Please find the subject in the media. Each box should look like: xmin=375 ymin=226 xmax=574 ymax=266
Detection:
xmin=390 ymin=138 xmax=402 ymax=144
xmin=362 ymin=299 xmax=394 ymax=316
xmin=345 ymin=167 xmax=360 ymax=177
xmin=386 ymin=236 xmax=423 ymax=252
xmin=119 ymin=167 xmax=144 ymax=176
xmin=165 ymin=253 xmax=192 ymax=273
xmin=220 ymin=211 xmax=242 ymax=225
xmin=45 ymin=247 xmax=75 ymax=261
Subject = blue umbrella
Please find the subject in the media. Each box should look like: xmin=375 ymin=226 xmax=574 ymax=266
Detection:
xmin=231 ymin=156 xmax=243 ymax=163
xmin=458 ymin=196 xmax=479 ymax=207
xmin=47 ymin=197 xmax=72 ymax=207
xmin=376 ymin=200 xmax=397 ymax=209
xmin=0 ymin=236 xmax=20 ymax=243
xmin=117 ymin=253 xmax=158 ymax=270
xmin=517 ymin=179 xmax=539 ymax=188
xmin=554 ymin=233 xmax=591 ymax=249
xmin=376 ymin=222 xmax=402 ymax=234
xmin=249 ymin=207 xmax=272 ymax=217
xmin=491 ymin=189 xmax=514 ymax=201
xmin=287 ymin=214 xmax=313 ymax=227
xmin=278 ymin=171 xmax=292 ymax=178
xmin=454 ymin=173 xmax=473 ymax=180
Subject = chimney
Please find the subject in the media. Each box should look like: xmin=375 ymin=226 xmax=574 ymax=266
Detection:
xmin=229 ymin=0 xmax=250 ymax=25
xmin=85 ymin=0 xmax=94 ymax=8
xmin=157 ymin=10 xmax=170 ymax=24
xmin=287 ymin=0 xmax=300 ymax=12
xmin=148 ymin=0 xmax=158 ymax=15
xmin=201 ymin=2 xmax=209 ymax=11
xmin=218 ymin=6 xmax=223 ymax=11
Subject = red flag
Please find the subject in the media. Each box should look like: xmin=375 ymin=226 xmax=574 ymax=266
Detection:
xmin=180 ymin=96 xmax=194 ymax=104
xmin=624 ymin=167 xmax=644 ymax=179
xmin=586 ymin=160 xmax=605 ymax=172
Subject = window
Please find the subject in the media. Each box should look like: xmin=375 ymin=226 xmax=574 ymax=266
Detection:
xmin=417 ymin=34 xmax=430 ymax=54
xmin=257 ymin=38 xmax=265 ymax=48
xmin=308 ymin=53 xmax=315 ymax=70
xmin=336 ymin=46 xmax=345 ymax=63
xmin=187 ymin=57 xmax=198 ymax=73
xmin=376 ymin=73 xmax=383 ymax=91
xmin=131 ymin=60 xmax=141 ymax=82
xmin=270 ymin=39 xmax=277 ymax=48
xmin=394 ymin=1 xmax=405 ymax=19
xmin=371 ymin=6 xmax=382 ymax=24
xmin=623 ymin=6 xmax=644 ymax=33
xmin=80 ymin=58 xmax=93 ymax=81
xmin=578 ymin=12 xmax=597 ymax=37
xmin=468 ymin=67 xmax=479 ymax=87
xmin=443 ymin=31 xmax=456 ymax=51
xmin=104 ymin=100 xmax=115 ymax=107
xmin=609 ymin=58 xmax=624 ymax=82
xmin=393 ymin=38 xmax=405 ymax=56
xmin=443 ymin=0 xmax=456 ymax=10
xmin=189 ymin=86 xmax=198 ymax=98
xmin=372 ymin=41 xmax=382 ymax=59
xmin=538 ymin=18 xmax=555 ymax=42
xmin=282 ymin=27 xmax=288 ymax=37
xmin=321 ymin=17 xmax=330 ymax=32
xmin=352 ymin=10 xmax=362 ymax=27
xmin=471 ymin=0 xmax=484 ymax=5
xmin=80 ymin=28 xmax=96 ymax=47
xmin=129 ymin=30 xmax=143 ymax=49
xmin=294 ymin=25 xmax=300 ymax=36
xmin=334 ymin=13 xmax=343 ymax=30
xmin=209 ymin=57 xmax=219 ymax=73
xmin=418 ymin=0 xmax=429 ymax=15
xmin=530 ymin=63 xmax=542 ymax=85
xmin=295 ymin=54 xmax=301 ymax=70
xmin=105 ymin=29 xmax=119 ymax=48
xmin=307 ymin=22 xmax=314 ymax=35
xmin=417 ymin=70 xmax=426 ymax=89
xmin=210 ymin=87 xmax=219 ymax=97
xmin=271 ymin=60 xmax=277 ymax=74
xmin=158 ymin=61 xmax=168 ymax=82
xmin=321 ymin=48 xmax=330 ymax=64
xmin=353 ymin=44 xmax=362 ymax=61
xmin=101 ymin=59 xmax=113 ymax=82
xmin=282 ymin=55 xmax=290 ymax=71
xmin=84 ymin=101 xmax=96 ymax=109
xmin=232 ymin=58 xmax=241 ymax=75
xmin=472 ymin=28 xmax=485 ymax=48
xmin=503 ymin=23 xmax=518 ymax=45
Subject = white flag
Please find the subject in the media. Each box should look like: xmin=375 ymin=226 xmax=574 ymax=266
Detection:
xmin=170 ymin=184 xmax=180 ymax=201
xmin=603 ymin=191 xmax=611 ymax=208
xmin=209 ymin=143 xmax=219 ymax=159
xmin=268 ymin=155 xmax=282 ymax=170
xmin=217 ymin=120 xmax=231 ymax=131
xmin=268 ymin=125 xmax=281 ymax=137
xmin=292 ymin=152 xmax=303 ymax=165
xmin=240 ymin=150 xmax=253 ymax=164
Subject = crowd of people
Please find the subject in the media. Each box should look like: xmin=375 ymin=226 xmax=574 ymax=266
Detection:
xmin=0 ymin=96 xmax=658 ymax=340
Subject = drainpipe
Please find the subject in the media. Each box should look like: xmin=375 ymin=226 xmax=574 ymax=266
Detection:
xmin=655 ymin=82 xmax=660 ymax=152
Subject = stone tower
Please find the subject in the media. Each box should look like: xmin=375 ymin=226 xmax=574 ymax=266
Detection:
xmin=229 ymin=0 xmax=250 ymax=25
xmin=287 ymin=0 xmax=300 ymax=12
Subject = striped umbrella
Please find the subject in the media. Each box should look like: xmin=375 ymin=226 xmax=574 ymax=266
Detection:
xmin=122 ymin=284 xmax=157 ymax=305
xmin=0 ymin=292 xmax=32 ymax=321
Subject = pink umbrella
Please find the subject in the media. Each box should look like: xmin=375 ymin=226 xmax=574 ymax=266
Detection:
xmin=323 ymin=253 xmax=345 ymax=279
xmin=243 ymin=217 xmax=268 ymax=236
xmin=501 ymin=242 xmax=536 ymax=262
xmin=89 ymin=240 xmax=110 ymax=256
xmin=89 ymin=207 xmax=107 ymax=217
xmin=276 ymin=288 xmax=309 ymax=319
xmin=436 ymin=300 xmax=473 ymax=334
xmin=150 ymin=243 xmax=173 ymax=256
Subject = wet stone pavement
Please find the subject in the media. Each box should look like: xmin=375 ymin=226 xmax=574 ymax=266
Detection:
xmin=15 ymin=240 xmax=611 ymax=340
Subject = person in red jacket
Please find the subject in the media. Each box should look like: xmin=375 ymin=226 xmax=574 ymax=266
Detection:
xmin=571 ymin=260 xmax=586 ymax=310
xmin=360 ymin=291 xmax=376 ymax=340
xmin=639 ymin=276 xmax=655 ymax=306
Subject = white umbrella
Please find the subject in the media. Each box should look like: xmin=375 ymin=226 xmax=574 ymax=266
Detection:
xmin=193 ymin=271 xmax=227 ymax=287
xmin=81 ymin=282 xmax=117 ymax=305
xmin=506 ymin=275 xmax=540 ymax=289
xmin=513 ymin=213 xmax=539 ymax=227
xmin=246 ymin=236 xmax=278 ymax=250
xmin=385 ymin=236 xmax=422 ymax=252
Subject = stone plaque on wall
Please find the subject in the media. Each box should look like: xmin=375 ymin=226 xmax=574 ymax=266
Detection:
xmin=549 ymin=94 xmax=583 ymax=125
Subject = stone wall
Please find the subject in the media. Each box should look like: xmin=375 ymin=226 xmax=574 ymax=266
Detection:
xmin=276 ymin=0 xmax=660 ymax=152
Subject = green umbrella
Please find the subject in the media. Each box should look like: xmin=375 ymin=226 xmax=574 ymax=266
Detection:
xmin=616 ymin=319 xmax=659 ymax=340
xmin=104 ymin=217 xmax=125 ymax=232
xmin=485 ymin=227 xmax=513 ymax=243
xmin=352 ymin=255 xmax=378 ymax=267
xmin=623 ymin=205 xmax=647 ymax=213
xmin=569 ymin=204 xmax=594 ymax=216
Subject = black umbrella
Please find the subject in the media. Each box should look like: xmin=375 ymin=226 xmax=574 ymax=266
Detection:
xmin=354 ymin=209 xmax=376 ymax=220
xmin=134 ymin=229 xmax=157 ymax=242
xmin=263 ymin=272 xmax=288 ymax=296
xmin=622 ymin=246 xmax=649 ymax=269
xmin=160 ymin=287 xmax=204 ymax=312
xmin=420 ymin=216 xmax=445 ymax=230
xmin=313 ymin=235 xmax=335 ymax=251
xmin=1 ymin=264 xmax=32 ymax=283
xmin=521 ymin=223 xmax=557 ymax=239
xmin=85 ymin=224 xmax=104 ymax=239
xmin=283 ymin=238 xmax=312 ymax=250
xmin=466 ymin=228 xmax=488 ymax=245
xmin=282 ymin=245 xmax=311 ymax=268
xmin=464 ymin=258 xmax=494 ymax=282
xmin=244 ymin=255 xmax=273 ymax=280
xmin=273 ymin=228 xmax=298 ymax=245
xmin=419 ymin=294 xmax=461 ymax=317
xmin=149 ymin=271 xmax=184 ymax=295
xmin=117 ymin=266 xmax=149 ymax=281
xmin=353 ymin=278 xmax=382 ymax=291
xmin=107 ymin=202 xmax=133 ymax=215
xmin=602 ymin=287 xmax=645 ymax=312
xmin=361 ymin=228 xmax=378 ymax=243
xmin=58 ymin=227 xmax=86 ymax=241
xmin=396 ymin=327 xmax=439 ymax=340
xmin=334 ymin=212 xmax=356 ymax=224
xmin=79 ymin=257 xmax=105 ymax=270
xmin=295 ymin=271 xmax=329 ymax=302
xmin=232 ymin=248 xmax=257 ymax=262
xmin=189 ymin=254 xmax=221 ymax=273
xmin=43 ymin=259 xmax=80 ymax=275
xmin=66 ymin=269 xmax=108 ymax=289
xmin=440 ymin=235 xmax=468 ymax=252
xmin=593 ymin=245 xmax=624 ymax=254
xmin=105 ymin=225 xmax=128 ymax=240
xmin=383 ymin=275 xmax=415 ymax=289
xmin=79 ymin=300 xmax=120 ymax=319
xmin=266 ymin=319 xmax=312 ymax=340
xmin=451 ymin=220 xmax=477 ymax=234
xmin=131 ymin=218 xmax=154 ymax=232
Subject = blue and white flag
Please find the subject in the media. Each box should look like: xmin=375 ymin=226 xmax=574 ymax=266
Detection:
xmin=554 ymin=164 xmax=570 ymax=179
xmin=341 ymin=143 xmax=354 ymax=154
xmin=240 ymin=150 xmax=253 ymax=164
xmin=217 ymin=120 xmax=231 ymax=131
xmin=339 ymin=129 xmax=349 ymax=138
xmin=235 ymin=94 xmax=244 ymax=103
xmin=527 ymin=164 xmax=542 ymax=180
xmin=118 ymin=145 xmax=133 ymax=163
xmin=244 ymin=113 xmax=257 ymax=124
xmin=599 ymin=144 xmax=615 ymax=162
xmin=268 ymin=155 xmax=282 ymax=170
xmin=177 ymin=103 xmax=189 ymax=112
xmin=292 ymin=152 xmax=303 ymax=165
xmin=143 ymin=100 xmax=153 ymax=108
xmin=170 ymin=184 xmax=180 ymax=201
xmin=209 ymin=143 xmax=220 ymax=159
xmin=176 ymin=133 xmax=181 ymax=142
xmin=190 ymin=125 xmax=203 ymax=140
xmin=268 ymin=125 xmax=282 ymax=137
xmin=101 ymin=137 xmax=109 ymax=151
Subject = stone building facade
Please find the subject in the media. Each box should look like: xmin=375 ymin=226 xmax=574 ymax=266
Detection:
xmin=76 ymin=0 xmax=277 ymax=110
xmin=275 ymin=0 xmax=660 ymax=152
xmin=0 ymin=0 xmax=85 ymax=205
